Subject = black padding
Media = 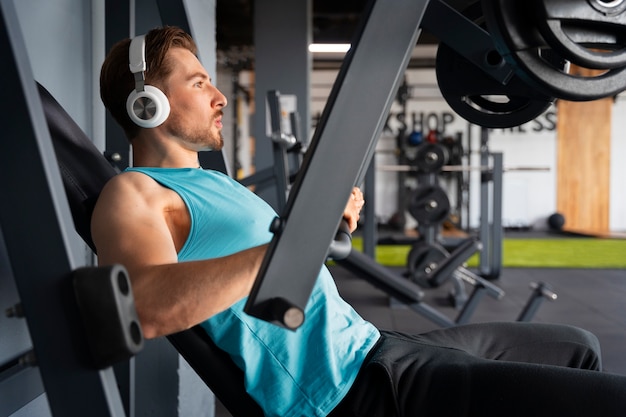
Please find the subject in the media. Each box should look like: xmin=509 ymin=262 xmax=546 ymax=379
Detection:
xmin=167 ymin=328 xmax=265 ymax=417
xmin=74 ymin=264 xmax=144 ymax=369
xmin=38 ymin=83 xmax=117 ymax=252
xmin=38 ymin=82 xmax=263 ymax=416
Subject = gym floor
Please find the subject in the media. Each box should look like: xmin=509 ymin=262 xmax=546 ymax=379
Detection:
xmin=216 ymin=232 xmax=626 ymax=416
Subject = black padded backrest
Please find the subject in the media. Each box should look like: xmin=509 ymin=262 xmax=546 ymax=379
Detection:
xmin=38 ymin=83 xmax=117 ymax=252
xmin=38 ymin=82 xmax=264 ymax=417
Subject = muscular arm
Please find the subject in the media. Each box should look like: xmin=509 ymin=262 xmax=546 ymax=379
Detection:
xmin=91 ymin=173 xmax=267 ymax=339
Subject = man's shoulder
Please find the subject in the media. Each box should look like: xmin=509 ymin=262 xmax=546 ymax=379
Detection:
xmin=103 ymin=170 xmax=159 ymax=192
xmin=98 ymin=170 xmax=167 ymax=208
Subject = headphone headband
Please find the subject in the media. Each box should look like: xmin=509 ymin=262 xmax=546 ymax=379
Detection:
xmin=129 ymin=35 xmax=147 ymax=92
xmin=126 ymin=34 xmax=170 ymax=128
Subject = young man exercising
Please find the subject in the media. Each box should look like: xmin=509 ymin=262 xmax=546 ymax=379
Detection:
xmin=95 ymin=26 xmax=626 ymax=417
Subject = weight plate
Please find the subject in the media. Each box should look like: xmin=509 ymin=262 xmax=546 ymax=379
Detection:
xmin=441 ymin=136 xmax=463 ymax=166
xmin=482 ymin=0 xmax=626 ymax=101
xmin=436 ymin=41 xmax=555 ymax=128
xmin=533 ymin=0 xmax=626 ymax=69
xmin=407 ymin=243 xmax=447 ymax=287
xmin=408 ymin=185 xmax=450 ymax=225
xmin=415 ymin=143 xmax=448 ymax=173
xmin=435 ymin=1 xmax=555 ymax=128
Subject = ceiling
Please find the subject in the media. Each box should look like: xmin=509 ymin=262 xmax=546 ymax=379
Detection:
xmin=215 ymin=0 xmax=477 ymax=68
xmin=216 ymin=0 xmax=368 ymax=50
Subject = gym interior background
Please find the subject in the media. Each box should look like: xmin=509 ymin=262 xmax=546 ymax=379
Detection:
xmin=1 ymin=0 xmax=625 ymax=416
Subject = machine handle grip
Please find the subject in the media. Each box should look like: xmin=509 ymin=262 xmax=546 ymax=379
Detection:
xmin=327 ymin=219 xmax=352 ymax=260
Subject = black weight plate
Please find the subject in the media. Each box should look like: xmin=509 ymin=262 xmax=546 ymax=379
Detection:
xmin=441 ymin=136 xmax=463 ymax=166
xmin=407 ymin=243 xmax=447 ymax=287
xmin=408 ymin=185 xmax=450 ymax=225
xmin=415 ymin=143 xmax=448 ymax=173
xmin=436 ymin=41 xmax=555 ymax=128
xmin=482 ymin=0 xmax=626 ymax=101
xmin=533 ymin=0 xmax=626 ymax=69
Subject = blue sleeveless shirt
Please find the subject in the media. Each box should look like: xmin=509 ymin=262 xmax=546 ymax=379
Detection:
xmin=126 ymin=167 xmax=380 ymax=417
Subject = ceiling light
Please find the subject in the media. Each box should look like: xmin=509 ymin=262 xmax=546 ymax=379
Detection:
xmin=308 ymin=43 xmax=351 ymax=53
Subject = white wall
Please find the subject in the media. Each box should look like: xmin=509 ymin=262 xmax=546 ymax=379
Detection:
xmin=486 ymin=113 xmax=557 ymax=230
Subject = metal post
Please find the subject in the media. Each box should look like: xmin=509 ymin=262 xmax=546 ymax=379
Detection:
xmin=477 ymin=127 xmax=503 ymax=280
xmin=105 ymin=0 xmax=131 ymax=170
xmin=362 ymin=159 xmax=377 ymax=259
xmin=478 ymin=127 xmax=491 ymax=277
xmin=267 ymin=90 xmax=290 ymax=211
xmin=490 ymin=152 xmax=503 ymax=279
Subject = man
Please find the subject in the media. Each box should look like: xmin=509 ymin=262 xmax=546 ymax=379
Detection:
xmin=95 ymin=26 xmax=626 ymax=417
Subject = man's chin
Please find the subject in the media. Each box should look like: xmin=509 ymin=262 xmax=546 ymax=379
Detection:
xmin=199 ymin=139 xmax=224 ymax=152
xmin=209 ymin=141 xmax=224 ymax=152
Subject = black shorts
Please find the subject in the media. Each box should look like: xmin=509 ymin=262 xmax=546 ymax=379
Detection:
xmin=329 ymin=322 xmax=626 ymax=417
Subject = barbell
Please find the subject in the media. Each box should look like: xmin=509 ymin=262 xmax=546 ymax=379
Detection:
xmin=377 ymin=164 xmax=550 ymax=173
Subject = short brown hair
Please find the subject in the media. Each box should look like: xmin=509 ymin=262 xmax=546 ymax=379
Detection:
xmin=99 ymin=26 xmax=197 ymax=140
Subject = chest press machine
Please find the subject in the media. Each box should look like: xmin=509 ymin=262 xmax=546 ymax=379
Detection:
xmin=2 ymin=0 xmax=626 ymax=416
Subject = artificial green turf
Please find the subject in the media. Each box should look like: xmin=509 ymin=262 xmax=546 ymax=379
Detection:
xmin=352 ymin=237 xmax=626 ymax=269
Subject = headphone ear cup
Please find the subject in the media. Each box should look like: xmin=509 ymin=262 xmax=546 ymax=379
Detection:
xmin=126 ymin=85 xmax=171 ymax=128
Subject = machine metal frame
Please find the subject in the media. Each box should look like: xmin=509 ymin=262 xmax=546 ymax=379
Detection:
xmin=0 ymin=0 xmax=126 ymax=415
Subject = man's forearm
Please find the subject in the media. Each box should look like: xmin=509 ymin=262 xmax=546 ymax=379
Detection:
xmin=129 ymin=244 xmax=268 ymax=338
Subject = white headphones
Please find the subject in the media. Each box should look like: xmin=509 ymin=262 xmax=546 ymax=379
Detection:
xmin=126 ymin=34 xmax=170 ymax=128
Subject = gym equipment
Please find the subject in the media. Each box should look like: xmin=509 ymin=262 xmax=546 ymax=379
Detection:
xmin=433 ymin=1 xmax=556 ymax=128
xmin=379 ymin=164 xmax=551 ymax=173
xmin=476 ymin=128 xmax=504 ymax=280
xmin=414 ymin=142 xmax=449 ymax=174
xmin=406 ymin=142 xmax=504 ymax=310
xmin=408 ymin=184 xmax=451 ymax=225
xmin=407 ymin=239 xmax=505 ymax=310
xmin=483 ymin=0 xmax=626 ymax=101
xmin=239 ymin=90 xmax=304 ymax=212
xmin=518 ymin=282 xmax=558 ymax=321
xmin=126 ymin=34 xmax=171 ymax=128
xmin=548 ymin=212 xmax=566 ymax=231
xmin=436 ymin=41 xmax=556 ymax=128
xmin=385 ymin=77 xmax=414 ymax=232
xmin=73 ymin=264 xmax=144 ymax=369
xmin=404 ymin=141 xmax=555 ymax=320
xmin=533 ymin=0 xmax=626 ymax=70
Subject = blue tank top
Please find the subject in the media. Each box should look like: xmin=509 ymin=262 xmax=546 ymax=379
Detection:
xmin=126 ymin=167 xmax=380 ymax=417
